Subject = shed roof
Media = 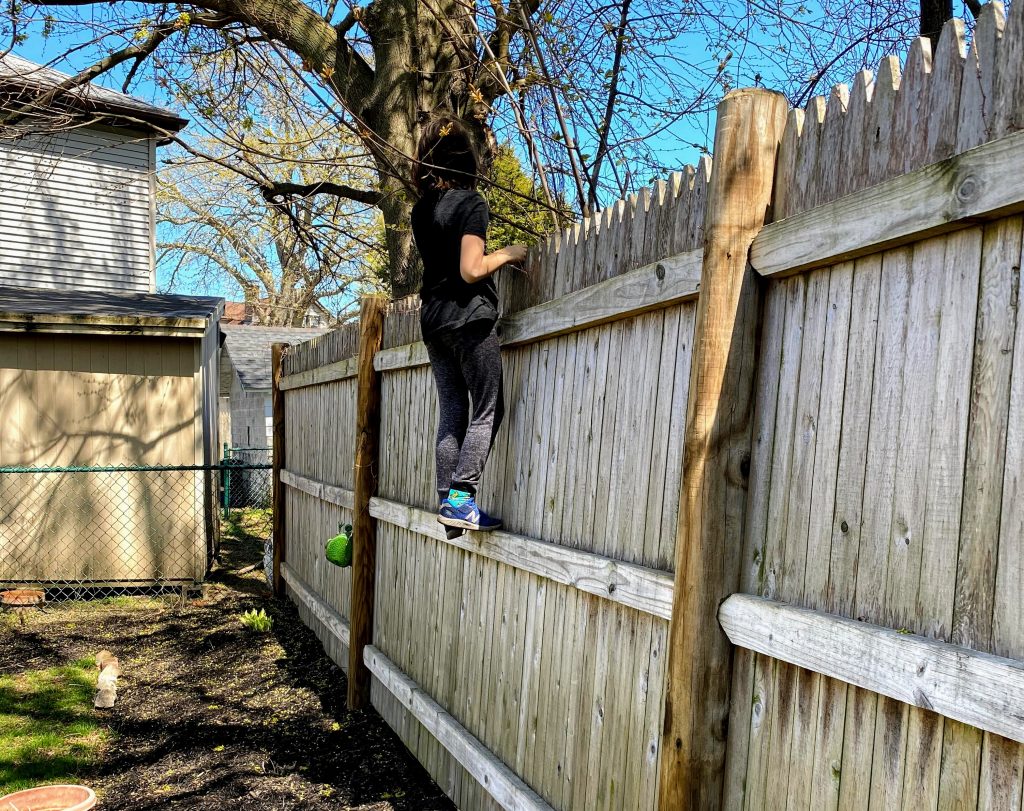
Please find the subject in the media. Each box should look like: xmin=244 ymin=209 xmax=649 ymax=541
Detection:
xmin=0 ymin=53 xmax=188 ymax=134
xmin=222 ymin=324 xmax=329 ymax=391
xmin=0 ymin=284 xmax=222 ymax=336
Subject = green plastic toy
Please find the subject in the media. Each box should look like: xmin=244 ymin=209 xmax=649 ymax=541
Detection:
xmin=325 ymin=524 xmax=353 ymax=567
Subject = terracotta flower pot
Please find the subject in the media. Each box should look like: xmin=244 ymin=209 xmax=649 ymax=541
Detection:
xmin=0 ymin=785 xmax=96 ymax=811
xmin=0 ymin=589 xmax=45 ymax=607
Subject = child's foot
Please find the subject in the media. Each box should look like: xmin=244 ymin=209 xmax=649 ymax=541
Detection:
xmin=439 ymin=497 xmax=465 ymax=539
xmin=438 ymin=489 xmax=502 ymax=532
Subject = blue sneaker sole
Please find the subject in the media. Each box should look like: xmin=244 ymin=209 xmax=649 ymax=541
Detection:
xmin=437 ymin=515 xmax=502 ymax=532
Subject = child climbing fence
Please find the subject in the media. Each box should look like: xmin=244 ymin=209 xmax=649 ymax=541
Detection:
xmin=275 ymin=159 xmax=706 ymax=809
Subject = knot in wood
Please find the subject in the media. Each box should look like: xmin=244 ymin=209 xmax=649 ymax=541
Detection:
xmin=955 ymin=173 xmax=981 ymax=207
xmin=655 ymin=263 xmax=666 ymax=281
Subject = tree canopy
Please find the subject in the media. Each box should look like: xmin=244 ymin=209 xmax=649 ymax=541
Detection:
xmin=2 ymin=0 xmax=953 ymax=296
xmin=157 ymin=62 xmax=381 ymax=323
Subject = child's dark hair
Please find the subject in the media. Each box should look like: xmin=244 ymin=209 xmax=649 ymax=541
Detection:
xmin=415 ymin=116 xmax=479 ymax=193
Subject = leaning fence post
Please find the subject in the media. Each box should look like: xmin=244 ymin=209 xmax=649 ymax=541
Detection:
xmin=657 ymin=88 xmax=788 ymax=809
xmin=271 ymin=341 xmax=288 ymax=597
xmin=348 ymin=294 xmax=387 ymax=709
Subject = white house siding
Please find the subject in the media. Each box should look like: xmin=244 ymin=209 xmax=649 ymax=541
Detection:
xmin=229 ymin=369 xmax=272 ymax=450
xmin=218 ymin=396 xmax=232 ymax=453
xmin=0 ymin=126 xmax=155 ymax=292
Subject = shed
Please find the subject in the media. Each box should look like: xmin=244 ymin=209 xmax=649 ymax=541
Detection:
xmin=0 ymin=57 xmax=224 ymax=594
xmin=0 ymin=287 xmax=223 ymax=589
xmin=220 ymin=325 xmax=328 ymax=454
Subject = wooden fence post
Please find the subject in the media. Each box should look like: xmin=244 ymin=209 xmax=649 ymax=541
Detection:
xmin=657 ymin=88 xmax=788 ymax=809
xmin=348 ymin=294 xmax=387 ymax=709
xmin=271 ymin=341 xmax=288 ymax=597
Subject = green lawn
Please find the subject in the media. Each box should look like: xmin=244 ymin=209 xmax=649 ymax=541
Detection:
xmin=222 ymin=507 xmax=273 ymax=542
xmin=0 ymin=657 xmax=108 ymax=794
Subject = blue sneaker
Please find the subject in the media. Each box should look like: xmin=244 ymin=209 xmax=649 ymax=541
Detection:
xmin=439 ymin=501 xmax=464 ymax=540
xmin=438 ymin=489 xmax=502 ymax=532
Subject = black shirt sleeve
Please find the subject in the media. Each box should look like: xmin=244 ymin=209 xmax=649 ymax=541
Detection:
xmin=461 ymin=192 xmax=489 ymax=240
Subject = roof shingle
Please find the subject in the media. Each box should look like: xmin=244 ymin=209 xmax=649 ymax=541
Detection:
xmin=0 ymin=284 xmax=221 ymax=320
xmin=0 ymin=53 xmax=188 ymax=134
xmin=222 ymin=324 xmax=329 ymax=391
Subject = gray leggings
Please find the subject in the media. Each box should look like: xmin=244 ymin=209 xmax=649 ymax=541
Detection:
xmin=424 ymin=321 xmax=505 ymax=505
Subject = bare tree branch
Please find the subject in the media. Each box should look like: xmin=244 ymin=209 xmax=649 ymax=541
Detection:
xmin=516 ymin=3 xmax=590 ymax=216
xmin=587 ymin=0 xmax=631 ymax=211
xmin=0 ymin=17 xmax=192 ymax=126
xmin=261 ymin=179 xmax=382 ymax=205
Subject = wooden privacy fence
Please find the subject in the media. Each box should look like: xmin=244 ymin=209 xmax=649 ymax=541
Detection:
xmin=273 ymin=5 xmax=1024 ymax=809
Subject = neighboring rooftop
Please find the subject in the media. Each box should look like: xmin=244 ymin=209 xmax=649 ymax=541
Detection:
xmin=0 ymin=53 xmax=188 ymax=134
xmin=0 ymin=285 xmax=222 ymax=335
xmin=222 ymin=324 xmax=329 ymax=390
xmin=223 ymin=301 xmax=249 ymax=325
xmin=221 ymin=299 xmax=332 ymax=328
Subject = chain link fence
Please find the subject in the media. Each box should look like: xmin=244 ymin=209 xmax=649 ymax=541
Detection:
xmin=0 ymin=459 xmax=272 ymax=606
xmin=218 ymin=447 xmax=273 ymax=582
xmin=223 ymin=445 xmax=272 ymax=466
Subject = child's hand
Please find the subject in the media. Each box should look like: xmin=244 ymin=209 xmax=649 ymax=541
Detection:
xmin=502 ymin=244 xmax=528 ymax=266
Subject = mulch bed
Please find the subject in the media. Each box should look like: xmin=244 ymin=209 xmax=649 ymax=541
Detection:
xmin=0 ymin=534 xmax=455 ymax=810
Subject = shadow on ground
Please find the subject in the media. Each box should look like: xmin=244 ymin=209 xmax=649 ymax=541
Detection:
xmin=0 ymin=532 xmax=454 ymax=810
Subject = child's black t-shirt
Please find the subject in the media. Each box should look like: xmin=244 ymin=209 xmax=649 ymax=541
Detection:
xmin=412 ymin=188 xmax=498 ymax=339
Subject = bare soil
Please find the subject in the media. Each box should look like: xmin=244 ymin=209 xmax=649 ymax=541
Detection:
xmin=0 ymin=533 xmax=455 ymax=810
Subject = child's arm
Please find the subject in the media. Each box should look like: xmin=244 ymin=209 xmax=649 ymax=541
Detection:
xmin=460 ymin=235 xmax=527 ymax=284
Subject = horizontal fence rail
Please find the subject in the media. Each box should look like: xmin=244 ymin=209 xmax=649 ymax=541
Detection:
xmin=719 ymin=595 xmax=1024 ymax=745
xmin=280 ymin=469 xmax=354 ymax=510
xmin=750 ymin=129 xmax=1024 ymax=277
xmin=279 ymin=356 xmax=359 ymax=391
xmin=281 ymin=560 xmax=351 ymax=650
xmin=373 ymin=246 xmax=703 ymax=374
xmin=368 ymin=496 xmax=674 ymax=620
xmin=365 ymin=645 xmax=556 ymax=811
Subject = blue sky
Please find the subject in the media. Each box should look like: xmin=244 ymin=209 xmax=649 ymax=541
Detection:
xmin=12 ymin=20 xmax=715 ymax=299
xmin=9 ymin=0 xmax=926 ymax=298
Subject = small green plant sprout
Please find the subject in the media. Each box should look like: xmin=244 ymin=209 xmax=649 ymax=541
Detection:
xmin=239 ymin=608 xmax=273 ymax=632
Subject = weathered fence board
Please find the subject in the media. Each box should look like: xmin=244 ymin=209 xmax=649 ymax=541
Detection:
xmin=751 ymin=127 xmax=1024 ymax=278
xmin=723 ymin=8 xmax=1024 ymax=809
xmin=373 ymin=247 xmax=702 ymax=375
xmin=278 ymin=356 xmax=358 ymax=391
xmin=365 ymin=645 xmax=554 ymax=811
xmin=282 ymin=561 xmax=350 ymax=650
xmin=281 ymin=469 xmax=354 ymax=509
xmin=720 ymin=595 xmax=1024 ymax=745
xmin=368 ymin=496 xmax=674 ymax=619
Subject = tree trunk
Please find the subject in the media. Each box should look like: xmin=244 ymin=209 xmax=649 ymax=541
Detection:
xmin=179 ymin=0 xmax=500 ymax=298
xmin=376 ymin=184 xmax=420 ymax=298
xmin=359 ymin=0 xmax=494 ymax=298
xmin=920 ymin=0 xmax=952 ymax=44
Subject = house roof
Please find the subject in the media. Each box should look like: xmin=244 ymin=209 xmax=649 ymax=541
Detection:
xmin=222 ymin=324 xmax=329 ymax=391
xmin=0 ymin=284 xmax=222 ymax=336
xmin=222 ymin=301 xmax=249 ymax=324
xmin=0 ymin=53 xmax=188 ymax=134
